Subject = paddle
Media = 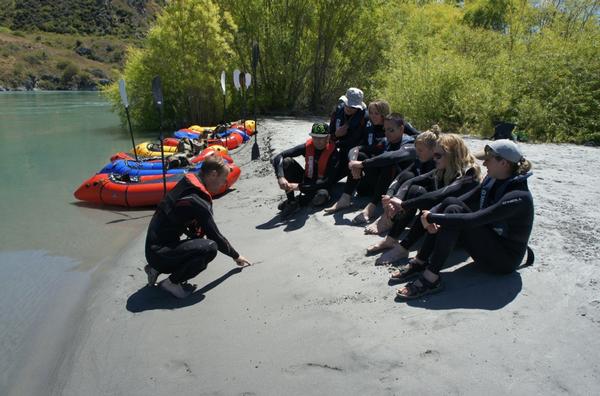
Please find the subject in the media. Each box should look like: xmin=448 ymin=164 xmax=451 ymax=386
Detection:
xmin=251 ymin=41 xmax=260 ymax=160
xmin=151 ymin=75 xmax=167 ymax=196
xmin=118 ymin=79 xmax=138 ymax=162
xmin=233 ymin=69 xmax=241 ymax=120
xmin=220 ymin=70 xmax=226 ymax=123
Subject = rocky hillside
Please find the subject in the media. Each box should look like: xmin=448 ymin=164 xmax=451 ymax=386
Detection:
xmin=0 ymin=0 xmax=164 ymax=91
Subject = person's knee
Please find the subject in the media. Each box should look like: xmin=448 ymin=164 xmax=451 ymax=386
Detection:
xmin=407 ymin=185 xmax=427 ymax=199
xmin=282 ymin=157 xmax=295 ymax=167
xmin=205 ymin=240 xmax=218 ymax=261
xmin=444 ymin=203 xmax=466 ymax=215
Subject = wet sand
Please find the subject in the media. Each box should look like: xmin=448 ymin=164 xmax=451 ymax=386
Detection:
xmin=47 ymin=118 xmax=600 ymax=395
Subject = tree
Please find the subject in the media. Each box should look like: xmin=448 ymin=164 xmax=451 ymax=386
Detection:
xmin=105 ymin=0 xmax=236 ymax=129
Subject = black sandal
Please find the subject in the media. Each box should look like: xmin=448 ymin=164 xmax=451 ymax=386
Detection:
xmin=388 ymin=259 xmax=426 ymax=284
xmin=395 ymin=275 xmax=444 ymax=300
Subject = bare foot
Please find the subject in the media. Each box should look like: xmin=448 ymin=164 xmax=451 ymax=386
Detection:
xmin=364 ymin=214 xmax=393 ymax=235
xmin=366 ymin=236 xmax=398 ymax=255
xmin=324 ymin=193 xmax=351 ymax=214
xmin=375 ymin=244 xmax=409 ymax=265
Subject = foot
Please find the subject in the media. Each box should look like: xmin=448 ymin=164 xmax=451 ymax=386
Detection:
xmin=364 ymin=215 xmax=393 ymax=235
xmin=389 ymin=258 xmax=426 ymax=283
xmin=366 ymin=236 xmax=398 ymax=255
xmin=144 ymin=265 xmax=159 ymax=286
xmin=324 ymin=193 xmax=351 ymax=214
xmin=311 ymin=189 xmax=330 ymax=207
xmin=375 ymin=244 xmax=409 ymax=265
xmin=280 ymin=200 xmax=300 ymax=218
xmin=396 ymin=273 xmax=443 ymax=300
xmin=159 ymin=278 xmax=192 ymax=299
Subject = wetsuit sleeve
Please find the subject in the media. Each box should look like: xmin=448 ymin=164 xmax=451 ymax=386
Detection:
xmin=271 ymin=143 xmax=306 ymax=178
xmin=177 ymin=196 xmax=240 ymax=259
xmin=401 ymin=174 xmax=480 ymax=211
xmin=427 ymin=190 xmax=532 ymax=229
xmin=362 ymin=145 xmax=415 ymax=169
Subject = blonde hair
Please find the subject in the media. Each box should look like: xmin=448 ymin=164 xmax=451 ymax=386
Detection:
xmin=415 ymin=124 xmax=441 ymax=149
xmin=368 ymin=100 xmax=391 ymax=117
xmin=436 ymin=134 xmax=482 ymax=185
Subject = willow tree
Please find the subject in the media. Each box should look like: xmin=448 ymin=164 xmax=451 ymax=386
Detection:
xmin=105 ymin=0 xmax=237 ymax=129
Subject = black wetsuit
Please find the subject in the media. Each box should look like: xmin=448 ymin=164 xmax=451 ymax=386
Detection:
xmin=145 ymin=175 xmax=239 ymax=283
xmin=345 ymin=135 xmax=416 ymax=204
xmin=386 ymin=158 xmax=436 ymax=197
xmin=417 ymin=173 xmax=534 ymax=274
xmin=329 ymin=104 xmax=367 ymax=179
xmin=271 ymin=141 xmax=340 ymax=202
xmin=387 ymin=168 xmax=481 ymax=250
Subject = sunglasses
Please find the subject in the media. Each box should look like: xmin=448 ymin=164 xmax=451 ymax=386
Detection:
xmin=433 ymin=151 xmax=445 ymax=160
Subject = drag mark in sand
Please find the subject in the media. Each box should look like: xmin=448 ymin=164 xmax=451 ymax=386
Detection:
xmin=285 ymin=362 xmax=345 ymax=374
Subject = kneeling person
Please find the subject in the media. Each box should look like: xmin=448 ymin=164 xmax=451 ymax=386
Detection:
xmin=271 ymin=122 xmax=339 ymax=215
xmin=144 ymin=156 xmax=251 ymax=299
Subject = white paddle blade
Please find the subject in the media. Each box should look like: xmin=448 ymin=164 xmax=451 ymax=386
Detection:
xmin=233 ymin=69 xmax=241 ymax=90
xmin=118 ymin=79 xmax=129 ymax=108
xmin=220 ymin=71 xmax=226 ymax=95
xmin=245 ymin=72 xmax=251 ymax=89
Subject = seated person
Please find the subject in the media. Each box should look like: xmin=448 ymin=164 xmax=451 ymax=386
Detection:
xmin=144 ymin=156 xmax=251 ymax=299
xmin=328 ymin=87 xmax=368 ymax=180
xmin=369 ymin=134 xmax=482 ymax=265
xmin=325 ymin=113 xmax=416 ymax=224
xmin=271 ymin=122 xmax=340 ymax=216
xmin=365 ymin=125 xmax=440 ymax=235
xmin=394 ymin=139 xmax=534 ymax=300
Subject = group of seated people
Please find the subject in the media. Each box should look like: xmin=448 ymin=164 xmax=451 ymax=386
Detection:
xmin=271 ymin=87 xmax=535 ymax=300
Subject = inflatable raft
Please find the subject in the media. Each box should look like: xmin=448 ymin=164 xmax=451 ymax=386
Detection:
xmin=74 ymin=164 xmax=241 ymax=207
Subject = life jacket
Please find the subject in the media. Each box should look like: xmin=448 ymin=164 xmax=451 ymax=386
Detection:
xmin=305 ymin=138 xmax=335 ymax=179
xmin=157 ymin=173 xmax=212 ymax=216
xmin=156 ymin=173 xmax=213 ymax=238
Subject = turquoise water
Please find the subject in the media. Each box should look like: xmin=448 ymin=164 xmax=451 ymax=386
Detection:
xmin=0 ymin=91 xmax=156 ymax=393
xmin=0 ymin=91 xmax=156 ymax=261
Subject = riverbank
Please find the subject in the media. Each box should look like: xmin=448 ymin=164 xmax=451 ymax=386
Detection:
xmin=48 ymin=118 xmax=600 ymax=395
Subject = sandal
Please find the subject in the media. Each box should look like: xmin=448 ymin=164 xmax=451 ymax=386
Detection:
xmin=351 ymin=212 xmax=370 ymax=225
xmin=388 ymin=258 xmax=426 ymax=284
xmin=395 ymin=275 xmax=444 ymax=300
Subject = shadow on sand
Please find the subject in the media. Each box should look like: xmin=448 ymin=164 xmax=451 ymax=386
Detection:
xmin=393 ymin=259 xmax=524 ymax=311
xmin=126 ymin=267 xmax=243 ymax=312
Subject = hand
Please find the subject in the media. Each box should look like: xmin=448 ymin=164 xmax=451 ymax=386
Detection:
xmin=426 ymin=223 xmax=440 ymax=234
xmin=335 ymin=124 xmax=348 ymax=137
xmin=278 ymin=177 xmax=290 ymax=191
xmin=288 ymin=183 xmax=300 ymax=191
xmin=348 ymin=160 xmax=363 ymax=170
xmin=381 ymin=195 xmax=391 ymax=205
xmin=234 ymin=256 xmax=252 ymax=267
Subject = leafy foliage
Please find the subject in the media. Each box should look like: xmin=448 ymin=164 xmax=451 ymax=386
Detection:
xmin=105 ymin=0 xmax=237 ymax=129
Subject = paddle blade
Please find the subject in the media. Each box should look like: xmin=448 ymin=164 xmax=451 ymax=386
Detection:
xmin=233 ymin=69 xmax=241 ymax=91
xmin=151 ymin=76 xmax=164 ymax=111
xmin=220 ymin=70 xmax=226 ymax=95
xmin=118 ymin=79 xmax=129 ymax=108
xmin=251 ymin=136 xmax=260 ymax=160
xmin=245 ymin=72 xmax=251 ymax=89
xmin=252 ymin=42 xmax=260 ymax=70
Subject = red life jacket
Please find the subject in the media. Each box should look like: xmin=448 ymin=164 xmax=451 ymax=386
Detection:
xmin=305 ymin=138 xmax=335 ymax=179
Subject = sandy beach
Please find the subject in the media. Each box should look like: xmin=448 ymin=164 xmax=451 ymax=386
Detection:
xmin=39 ymin=118 xmax=600 ymax=395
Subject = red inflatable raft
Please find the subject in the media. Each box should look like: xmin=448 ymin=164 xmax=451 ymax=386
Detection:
xmin=74 ymin=164 xmax=241 ymax=207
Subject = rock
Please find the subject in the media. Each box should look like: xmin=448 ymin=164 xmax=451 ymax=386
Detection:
xmin=75 ymin=47 xmax=92 ymax=57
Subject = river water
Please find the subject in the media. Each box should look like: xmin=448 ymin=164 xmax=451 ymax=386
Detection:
xmin=0 ymin=91 xmax=155 ymax=393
